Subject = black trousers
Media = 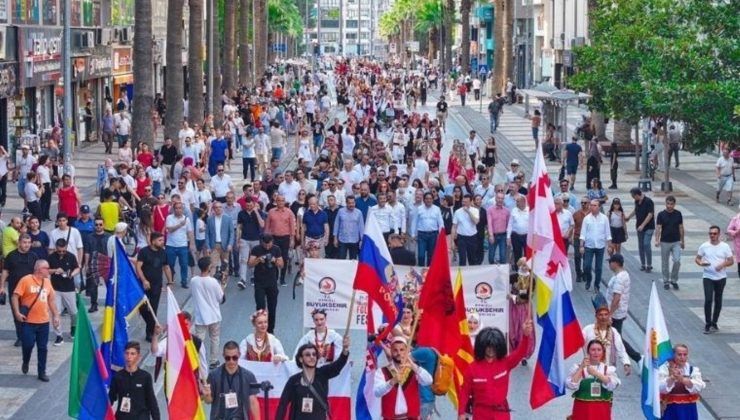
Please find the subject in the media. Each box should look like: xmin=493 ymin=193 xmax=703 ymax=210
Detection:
xmin=457 ymin=235 xmax=478 ymax=266
xmin=611 ymin=317 xmax=641 ymax=362
xmin=139 ymin=288 xmax=162 ymax=340
xmin=254 ymin=281 xmax=279 ymax=333
xmin=511 ymin=232 xmax=527 ymax=267
xmin=273 ymin=235 xmax=290 ymax=284
xmin=703 ymin=277 xmax=726 ymax=327
xmin=324 ymin=238 xmax=339 ymax=259
xmin=41 ymin=182 xmax=52 ymax=220
xmin=0 ymin=174 xmax=7 ymax=206
xmin=85 ymin=267 xmax=99 ymax=306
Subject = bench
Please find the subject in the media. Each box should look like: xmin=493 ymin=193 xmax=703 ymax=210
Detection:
xmin=600 ymin=141 xmax=641 ymax=157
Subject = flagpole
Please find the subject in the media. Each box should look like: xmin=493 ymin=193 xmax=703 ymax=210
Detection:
xmin=527 ymin=251 xmax=536 ymax=322
xmin=144 ymin=296 xmax=161 ymax=327
xmin=344 ymin=289 xmax=357 ymax=337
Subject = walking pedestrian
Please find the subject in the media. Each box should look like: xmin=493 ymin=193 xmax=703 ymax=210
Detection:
xmin=108 ymin=341 xmax=160 ymax=419
xmin=605 ymin=254 xmax=641 ymax=362
xmin=202 ymin=341 xmax=261 ymax=420
xmin=248 ymin=234 xmax=284 ymax=333
xmin=626 ymin=188 xmax=655 ymax=272
xmin=658 ymin=344 xmax=706 ymax=420
xmin=695 ymin=225 xmax=733 ymax=334
xmin=135 ymin=232 xmax=173 ymax=342
xmin=655 ymin=196 xmax=684 ymax=290
xmin=580 ymin=199 xmax=612 ymax=291
xmin=716 ymin=147 xmax=736 ymax=206
xmin=48 ymin=238 xmax=80 ymax=346
xmin=190 ymin=257 xmax=225 ymax=369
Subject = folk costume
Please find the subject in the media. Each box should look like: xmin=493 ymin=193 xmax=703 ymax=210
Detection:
xmin=658 ymin=362 xmax=706 ymax=420
xmin=566 ymin=362 xmax=620 ymax=420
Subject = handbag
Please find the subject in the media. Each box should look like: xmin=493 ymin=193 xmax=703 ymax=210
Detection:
xmin=19 ymin=278 xmax=45 ymax=319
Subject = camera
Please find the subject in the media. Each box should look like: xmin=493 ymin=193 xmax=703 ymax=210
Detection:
xmin=262 ymin=253 xmax=274 ymax=268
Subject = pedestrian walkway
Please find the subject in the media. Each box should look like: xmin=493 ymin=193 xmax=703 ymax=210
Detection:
xmin=448 ymin=98 xmax=737 ymax=419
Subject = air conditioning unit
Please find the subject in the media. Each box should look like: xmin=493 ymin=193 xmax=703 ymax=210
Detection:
xmin=101 ymin=28 xmax=112 ymax=45
xmin=75 ymin=32 xmax=90 ymax=48
xmin=87 ymin=32 xmax=95 ymax=47
xmin=121 ymin=27 xmax=130 ymax=42
xmin=113 ymin=28 xmax=121 ymax=42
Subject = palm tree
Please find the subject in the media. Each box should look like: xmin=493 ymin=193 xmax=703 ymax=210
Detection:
xmin=239 ymin=0 xmax=251 ymax=87
xmin=459 ymin=0 xmax=471 ymax=75
xmin=223 ymin=0 xmax=237 ymax=93
xmin=254 ymin=0 xmax=268 ymax=80
xmin=133 ymin=0 xmax=155 ymax=147
xmin=188 ymin=0 xmax=204 ymax=127
xmin=444 ymin=0 xmax=454 ymax=73
xmin=212 ymin=1 xmax=223 ymax=126
xmin=492 ymin=0 xmax=513 ymax=96
xmin=165 ymin=0 xmax=185 ymax=143
xmin=415 ymin=0 xmax=443 ymax=62
xmin=268 ymin=0 xmax=304 ymax=62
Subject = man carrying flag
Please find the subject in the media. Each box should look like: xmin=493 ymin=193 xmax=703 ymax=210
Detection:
xmin=527 ymin=142 xmax=585 ymax=409
xmin=641 ymin=282 xmax=674 ymax=420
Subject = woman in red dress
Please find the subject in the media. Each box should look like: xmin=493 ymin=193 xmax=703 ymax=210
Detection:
xmin=238 ymin=310 xmax=289 ymax=363
xmin=458 ymin=320 xmax=533 ymax=419
xmin=566 ymin=339 xmax=621 ymax=420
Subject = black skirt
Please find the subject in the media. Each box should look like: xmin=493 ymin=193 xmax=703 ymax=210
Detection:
xmin=610 ymin=226 xmax=626 ymax=244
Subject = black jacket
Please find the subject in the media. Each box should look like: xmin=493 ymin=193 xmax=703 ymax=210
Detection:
xmin=275 ymin=351 xmax=348 ymax=420
xmin=109 ymin=368 xmax=160 ymax=420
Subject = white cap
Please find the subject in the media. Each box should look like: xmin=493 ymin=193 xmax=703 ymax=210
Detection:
xmin=115 ymin=222 xmax=128 ymax=233
xmin=510 ymin=159 xmax=520 ymax=166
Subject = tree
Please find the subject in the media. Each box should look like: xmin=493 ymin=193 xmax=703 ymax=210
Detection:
xmin=444 ymin=0 xmax=454 ymax=73
xmin=239 ymin=0 xmax=251 ymax=87
xmin=188 ymin=0 xmax=204 ymax=127
xmin=254 ymin=0 xmax=268 ymax=80
xmin=132 ymin=0 xmax=155 ymax=147
xmin=491 ymin=0 xmax=512 ymax=96
xmin=212 ymin=0 xmax=223 ymax=126
xmin=459 ymin=0 xmax=471 ymax=75
xmin=165 ymin=0 xmax=185 ymax=143
xmin=222 ymin=0 xmax=237 ymax=93
xmin=415 ymin=0 xmax=443 ymax=62
xmin=571 ymin=0 xmax=739 ymax=150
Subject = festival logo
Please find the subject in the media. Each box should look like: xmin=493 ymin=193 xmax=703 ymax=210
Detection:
xmin=474 ymin=282 xmax=493 ymax=301
xmin=318 ymin=276 xmax=337 ymax=295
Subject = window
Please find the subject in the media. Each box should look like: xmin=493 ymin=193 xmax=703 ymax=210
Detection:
xmin=346 ymin=19 xmax=358 ymax=28
xmin=321 ymin=32 xmax=339 ymax=42
xmin=346 ymin=32 xmax=357 ymax=40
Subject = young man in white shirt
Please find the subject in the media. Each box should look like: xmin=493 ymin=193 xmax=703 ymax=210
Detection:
xmin=695 ymin=225 xmax=734 ymax=334
xmin=190 ymin=257 xmax=225 ymax=368
xmin=579 ymin=199 xmax=612 ymax=292
xmin=606 ymin=254 xmax=641 ymax=362
xmin=210 ymin=164 xmax=234 ymax=202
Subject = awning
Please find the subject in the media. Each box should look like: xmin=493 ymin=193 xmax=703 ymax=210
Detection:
xmin=113 ymin=74 xmax=133 ymax=85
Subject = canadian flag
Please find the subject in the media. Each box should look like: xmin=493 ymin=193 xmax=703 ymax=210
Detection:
xmin=238 ymin=360 xmax=352 ymax=419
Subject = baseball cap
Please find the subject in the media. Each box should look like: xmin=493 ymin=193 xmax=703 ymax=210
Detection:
xmin=510 ymin=159 xmax=520 ymax=166
xmin=80 ymin=205 xmax=91 ymax=213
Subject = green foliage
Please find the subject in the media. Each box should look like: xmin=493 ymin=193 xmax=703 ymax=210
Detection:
xmin=269 ymin=0 xmax=304 ymax=38
xmin=112 ymin=0 xmax=135 ymax=25
xmin=571 ymin=0 xmax=739 ymax=151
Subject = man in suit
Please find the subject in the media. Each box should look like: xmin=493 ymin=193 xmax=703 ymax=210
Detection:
xmin=205 ymin=201 xmax=234 ymax=285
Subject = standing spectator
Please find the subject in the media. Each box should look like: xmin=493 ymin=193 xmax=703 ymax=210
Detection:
xmin=12 ymin=260 xmax=61 ymax=382
xmin=264 ymin=196 xmax=296 ymax=286
xmin=248 ymin=234 xmax=284 ymax=333
xmin=626 ymin=188 xmax=655 ymax=272
xmin=58 ymin=174 xmax=82 ymax=225
xmin=507 ymin=195 xmax=529 ymax=268
xmin=411 ymin=192 xmax=444 ymax=266
xmin=452 ymin=195 xmax=480 ymax=266
xmin=48 ymin=238 xmax=80 ymax=346
xmin=2 ymin=216 xmax=22 ymax=257
xmin=236 ymin=198 xmax=265 ymax=289
xmin=101 ymin=109 xmax=115 ymax=154
xmin=486 ymin=192 xmax=510 ymax=264
xmin=334 ymin=196 xmax=364 ymax=260
xmin=1 ymin=235 xmax=38 ymax=346
xmin=205 ymin=201 xmax=234 ymax=284
xmin=165 ymin=201 xmax=195 ymax=288
xmin=716 ymin=147 xmax=735 ymax=206
xmin=36 ymin=156 xmax=52 ymax=221
xmin=24 ymin=171 xmax=44 ymax=220
xmin=15 ymin=145 xmax=36 ymax=205
xmin=656 ymin=196 xmax=684 ymax=290
xmin=84 ymin=218 xmax=110 ymax=313
xmin=108 ymin=341 xmax=160 ymax=419
xmin=530 ymin=109 xmax=542 ymax=144
xmin=580 ymin=199 xmax=612 ymax=292
xmin=190 ymin=257 xmax=225 ymax=368
xmin=135 ymin=232 xmax=172 ymax=342
xmin=695 ymin=225 xmax=733 ymax=334
xmin=605 ymin=254 xmax=641 ymax=362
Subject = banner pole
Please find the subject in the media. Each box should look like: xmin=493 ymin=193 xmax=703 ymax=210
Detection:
xmin=344 ymin=289 xmax=357 ymax=337
xmin=527 ymin=251 xmax=536 ymax=322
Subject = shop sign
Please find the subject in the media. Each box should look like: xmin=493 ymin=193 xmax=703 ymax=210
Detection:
xmin=0 ymin=61 xmax=17 ymax=98
xmin=112 ymin=46 xmax=132 ymax=75
xmin=20 ymin=27 xmax=63 ymax=87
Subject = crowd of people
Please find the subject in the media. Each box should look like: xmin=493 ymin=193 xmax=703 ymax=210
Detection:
xmin=0 ymin=57 xmax=716 ymax=420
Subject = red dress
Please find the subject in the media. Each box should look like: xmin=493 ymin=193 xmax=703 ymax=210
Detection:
xmin=458 ymin=336 xmax=530 ymax=419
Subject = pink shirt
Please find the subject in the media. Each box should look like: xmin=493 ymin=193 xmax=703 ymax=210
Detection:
xmin=487 ymin=205 xmax=510 ymax=235
xmin=726 ymin=214 xmax=740 ymax=256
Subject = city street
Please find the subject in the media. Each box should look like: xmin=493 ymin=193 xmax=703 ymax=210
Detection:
xmin=2 ymin=90 xmax=734 ymax=418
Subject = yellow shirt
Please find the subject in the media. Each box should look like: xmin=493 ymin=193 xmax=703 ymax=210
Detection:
xmin=99 ymin=202 xmax=120 ymax=232
xmin=2 ymin=227 xmax=19 ymax=257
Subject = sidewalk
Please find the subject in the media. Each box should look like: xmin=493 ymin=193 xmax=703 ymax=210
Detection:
xmin=449 ymin=100 xmax=738 ymax=419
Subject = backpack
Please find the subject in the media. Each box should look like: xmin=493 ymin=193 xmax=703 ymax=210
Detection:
xmin=431 ymin=349 xmax=455 ymax=396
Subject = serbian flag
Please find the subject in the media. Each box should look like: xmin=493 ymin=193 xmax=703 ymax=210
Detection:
xmin=165 ymin=287 xmax=206 ymax=420
xmin=240 ymin=360 xmax=352 ymax=419
xmin=353 ymin=215 xmax=398 ymax=340
xmin=68 ymin=294 xmax=115 ymax=420
xmin=528 ymin=142 xmax=585 ymax=409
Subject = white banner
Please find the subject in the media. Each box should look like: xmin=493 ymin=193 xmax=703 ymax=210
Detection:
xmin=303 ymin=259 xmax=509 ymax=334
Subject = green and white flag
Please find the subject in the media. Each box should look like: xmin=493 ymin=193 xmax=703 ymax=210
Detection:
xmin=641 ymin=282 xmax=673 ymax=419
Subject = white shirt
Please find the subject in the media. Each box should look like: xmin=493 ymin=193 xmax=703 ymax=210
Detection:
xmin=580 ymin=212 xmax=612 ymax=249
xmin=195 ymin=189 xmax=212 ymax=206
xmin=146 ymin=166 xmax=163 ymax=183
xmin=172 ymin=188 xmax=197 ymax=210
xmin=606 ymin=270 xmax=631 ymax=320
xmin=716 ymin=156 xmax=734 ymax=177
xmin=195 ymin=218 xmax=206 ymax=240
xmin=507 ymin=207 xmax=529 ymax=237
xmin=696 ymin=241 xmax=733 ymax=280
xmin=241 ymin=137 xmax=256 ymax=158
xmin=17 ymin=154 xmax=36 ymax=177
xmin=304 ymin=99 xmax=317 ymax=114
xmin=566 ymin=362 xmax=620 ymax=391
xmin=369 ymin=205 xmax=397 ymax=233
xmin=465 ymin=137 xmax=478 ymax=155
xmin=190 ymin=275 xmax=224 ymax=325
xmin=453 ymin=206 xmax=479 ymax=236
xmin=319 ymin=188 xmax=346 ymax=207
xmin=658 ymin=363 xmax=706 ymax=394
xmin=166 ymin=214 xmax=193 ymax=247
xmin=556 ymin=209 xmax=575 ymax=238
xmin=339 ymin=169 xmax=362 ymax=193
xmin=582 ymin=324 xmax=631 ymax=367
xmin=214 ymin=215 xmax=223 ymax=242
xmin=178 ymin=127 xmax=195 ymax=144
xmin=410 ymin=159 xmax=430 ymax=184
xmin=24 ymin=182 xmax=40 ymax=202
xmin=50 ymin=227 xmax=84 ymax=258
xmin=239 ymin=334 xmax=286 ymax=358
xmin=412 ymin=204 xmax=444 ymax=236
xmin=117 ymin=117 xmax=131 ymax=135
xmin=389 ymin=202 xmax=407 ymax=234
xmin=36 ymin=165 xmax=51 ymax=183
xmin=210 ymin=174 xmax=233 ymax=198
xmin=353 ymin=163 xmax=372 ymax=179
xmin=278 ymin=180 xmax=301 ymax=204
xmin=373 ymin=363 xmax=433 ymax=415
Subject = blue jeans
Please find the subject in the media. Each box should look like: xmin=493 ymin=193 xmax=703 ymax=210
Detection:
xmin=583 ymin=246 xmax=605 ymax=290
xmin=416 ymin=231 xmax=438 ymax=266
xmin=166 ymin=245 xmax=190 ymax=286
xmin=17 ymin=178 xmax=27 ymax=200
xmin=152 ymin=181 xmax=161 ymax=197
xmin=22 ymin=322 xmax=49 ymax=375
xmin=490 ymin=113 xmax=499 ymax=133
xmin=488 ymin=233 xmax=507 ymax=264
xmin=271 ymin=147 xmax=283 ymax=160
xmin=242 ymin=157 xmax=256 ymax=181
xmin=637 ymin=229 xmax=654 ymax=268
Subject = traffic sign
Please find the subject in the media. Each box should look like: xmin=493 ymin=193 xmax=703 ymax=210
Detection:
xmin=478 ymin=64 xmax=489 ymax=74
xmin=272 ymin=43 xmax=287 ymax=53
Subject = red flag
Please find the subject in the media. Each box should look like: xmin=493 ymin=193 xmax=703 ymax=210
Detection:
xmin=416 ymin=229 xmax=458 ymax=355
xmin=450 ymin=269 xmax=474 ymax=408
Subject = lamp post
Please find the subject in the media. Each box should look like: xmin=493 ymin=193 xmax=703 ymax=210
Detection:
xmin=207 ymin=0 xmax=214 ymax=115
xmin=62 ymin=0 xmax=72 ymax=174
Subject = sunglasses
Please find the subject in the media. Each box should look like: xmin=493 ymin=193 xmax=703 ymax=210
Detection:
xmin=95 ymin=223 xmax=104 ymax=226
xmin=302 ymin=352 xmax=318 ymax=357
xmin=223 ymin=355 xmax=239 ymax=361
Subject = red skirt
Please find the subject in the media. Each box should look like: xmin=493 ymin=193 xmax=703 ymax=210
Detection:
xmin=571 ymin=400 xmax=612 ymax=420
xmin=509 ymin=301 xmax=536 ymax=358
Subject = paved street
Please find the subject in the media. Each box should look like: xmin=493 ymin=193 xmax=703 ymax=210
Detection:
xmin=0 ymin=91 xmax=735 ymax=418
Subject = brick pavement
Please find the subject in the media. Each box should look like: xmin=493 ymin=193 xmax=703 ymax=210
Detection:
xmin=451 ymin=101 xmax=739 ymax=419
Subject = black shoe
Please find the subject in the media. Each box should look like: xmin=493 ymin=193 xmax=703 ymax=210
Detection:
xmin=22 ymin=362 xmax=28 ymax=374
xmin=664 ymin=283 xmax=670 ymax=290
xmin=88 ymin=304 xmax=98 ymax=313
xmin=54 ymin=336 xmax=64 ymax=346
xmin=237 ymin=281 xmax=246 ymax=290
xmin=585 ymin=283 xmax=591 ymax=291
xmin=181 ymin=283 xmax=189 ymax=289
xmin=646 ymin=266 xmax=653 ymax=273
xmin=521 ymin=359 xmax=527 ymax=366
xmin=672 ymin=282 xmax=679 ymax=290
xmin=37 ymin=374 xmax=50 ymax=382
xmin=640 ymin=266 xmax=646 ymax=271
xmin=608 ymin=185 xmax=618 ymax=189
xmin=710 ymin=324 xmax=719 ymax=333
xmin=575 ymin=275 xmax=583 ymax=283
xmin=61 ymin=308 xmax=68 ymax=316
xmin=703 ymin=325 xmax=712 ymax=334
xmin=14 ymin=339 xmax=21 ymax=347
xmin=70 ymin=326 xmax=75 ymax=338
xmin=280 ymin=281 xmax=287 ymax=287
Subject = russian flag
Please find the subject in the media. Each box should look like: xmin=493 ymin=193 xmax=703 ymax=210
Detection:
xmin=527 ymin=142 xmax=585 ymax=409
xmin=352 ymin=215 xmax=399 ymax=340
